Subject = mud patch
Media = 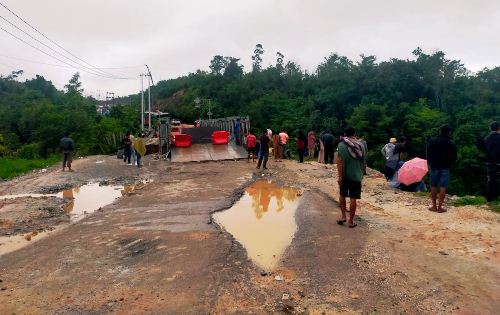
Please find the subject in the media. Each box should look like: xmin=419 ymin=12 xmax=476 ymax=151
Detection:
xmin=213 ymin=180 xmax=300 ymax=271
xmin=0 ymin=197 xmax=68 ymax=237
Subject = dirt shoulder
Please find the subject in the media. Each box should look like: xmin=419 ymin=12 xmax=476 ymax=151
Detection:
xmin=0 ymin=156 xmax=498 ymax=314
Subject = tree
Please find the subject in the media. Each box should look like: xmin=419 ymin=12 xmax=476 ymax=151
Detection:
xmin=251 ymin=44 xmax=264 ymax=72
xmin=276 ymin=52 xmax=285 ymax=73
xmin=65 ymin=72 xmax=83 ymax=95
xmin=5 ymin=70 xmax=24 ymax=81
xmin=209 ymin=55 xmax=227 ymax=75
xmin=223 ymin=58 xmax=244 ymax=80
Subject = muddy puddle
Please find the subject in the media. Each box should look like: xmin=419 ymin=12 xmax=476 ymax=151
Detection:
xmin=213 ymin=180 xmax=300 ymax=271
xmin=0 ymin=182 xmax=143 ymax=255
xmin=58 ymin=183 xmax=132 ymax=223
xmin=1 ymin=183 xmax=136 ymax=223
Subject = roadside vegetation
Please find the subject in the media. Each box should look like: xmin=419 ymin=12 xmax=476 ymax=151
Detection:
xmin=1 ymin=46 xmax=499 ymax=198
xmin=0 ymin=155 xmax=60 ymax=180
xmin=453 ymin=196 xmax=500 ymax=213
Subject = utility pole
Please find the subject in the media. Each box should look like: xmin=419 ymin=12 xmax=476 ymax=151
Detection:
xmin=140 ymin=74 xmax=145 ymax=131
xmin=106 ymin=92 xmax=115 ymax=106
xmin=145 ymin=64 xmax=154 ymax=132
xmin=147 ymin=76 xmax=151 ymax=131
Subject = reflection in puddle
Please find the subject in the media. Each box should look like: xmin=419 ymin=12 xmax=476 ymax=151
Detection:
xmin=57 ymin=183 xmax=132 ymax=223
xmin=213 ymin=180 xmax=300 ymax=271
xmin=0 ymin=183 xmax=140 ymax=224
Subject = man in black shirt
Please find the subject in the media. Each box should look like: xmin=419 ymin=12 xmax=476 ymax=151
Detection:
xmin=257 ymin=129 xmax=270 ymax=169
xmin=60 ymin=132 xmax=74 ymax=172
xmin=427 ymin=125 xmax=457 ymax=213
xmin=321 ymin=131 xmax=335 ymax=164
xmin=485 ymin=121 xmax=500 ymax=202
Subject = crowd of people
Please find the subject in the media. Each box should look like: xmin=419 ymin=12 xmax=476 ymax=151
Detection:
xmin=59 ymin=120 xmax=499 ymax=228
xmin=238 ymin=121 xmax=499 ymax=227
xmin=121 ymin=131 xmax=147 ymax=168
xmin=381 ymin=122 xmax=499 ymax=212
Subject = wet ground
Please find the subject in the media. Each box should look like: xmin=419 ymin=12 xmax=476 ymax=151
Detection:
xmin=0 ymin=155 xmax=498 ymax=314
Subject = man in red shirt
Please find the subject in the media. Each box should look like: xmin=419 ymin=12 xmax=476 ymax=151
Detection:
xmin=246 ymin=129 xmax=257 ymax=162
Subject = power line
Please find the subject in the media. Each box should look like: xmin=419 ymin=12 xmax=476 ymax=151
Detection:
xmin=0 ymin=53 xmax=142 ymax=72
xmin=0 ymin=26 xmax=136 ymax=80
xmin=0 ymin=14 xmax=124 ymax=79
xmin=0 ymin=1 xmax=121 ymax=78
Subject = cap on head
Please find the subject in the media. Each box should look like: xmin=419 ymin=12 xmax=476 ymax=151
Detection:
xmin=389 ymin=137 xmax=397 ymax=143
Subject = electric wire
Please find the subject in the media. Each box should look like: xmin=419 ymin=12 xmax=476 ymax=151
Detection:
xmin=0 ymin=14 xmax=126 ymax=79
xmin=0 ymin=54 xmax=142 ymax=70
xmin=0 ymin=1 xmax=123 ymax=78
xmin=0 ymin=26 xmax=136 ymax=80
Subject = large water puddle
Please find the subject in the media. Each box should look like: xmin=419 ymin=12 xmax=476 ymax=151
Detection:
xmin=0 ymin=183 xmax=142 ymax=255
xmin=213 ymin=180 xmax=300 ymax=271
xmin=1 ymin=183 xmax=139 ymax=223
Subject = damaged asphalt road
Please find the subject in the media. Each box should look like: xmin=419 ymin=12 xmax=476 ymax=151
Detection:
xmin=0 ymin=155 xmax=498 ymax=314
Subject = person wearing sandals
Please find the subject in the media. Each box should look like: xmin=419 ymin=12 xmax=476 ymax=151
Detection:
xmin=427 ymin=124 xmax=457 ymax=213
xmin=336 ymin=127 xmax=365 ymax=228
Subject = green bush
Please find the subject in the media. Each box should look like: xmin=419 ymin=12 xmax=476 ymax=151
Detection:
xmin=453 ymin=196 xmax=486 ymax=206
xmin=16 ymin=143 xmax=40 ymax=159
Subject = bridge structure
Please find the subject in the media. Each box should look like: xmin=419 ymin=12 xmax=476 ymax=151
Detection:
xmin=169 ymin=116 xmax=250 ymax=163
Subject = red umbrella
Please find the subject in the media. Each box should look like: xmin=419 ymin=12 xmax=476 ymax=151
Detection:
xmin=398 ymin=157 xmax=428 ymax=185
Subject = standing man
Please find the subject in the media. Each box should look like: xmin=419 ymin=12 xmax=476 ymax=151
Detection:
xmin=321 ymin=131 xmax=335 ymax=164
xmin=246 ymin=129 xmax=257 ymax=162
xmin=336 ymin=127 xmax=365 ymax=228
xmin=60 ymin=132 xmax=74 ymax=172
xmin=134 ymin=132 xmax=146 ymax=168
xmin=382 ymin=137 xmax=397 ymax=180
xmin=381 ymin=137 xmax=397 ymax=160
xmin=296 ymin=131 xmax=307 ymax=163
xmin=427 ymin=124 xmax=457 ymax=213
xmin=234 ymin=119 xmax=242 ymax=145
xmin=485 ymin=121 xmax=500 ymax=203
xmin=279 ymin=129 xmax=289 ymax=159
xmin=122 ymin=131 xmax=132 ymax=165
xmin=385 ymin=137 xmax=407 ymax=180
xmin=257 ymin=129 xmax=270 ymax=169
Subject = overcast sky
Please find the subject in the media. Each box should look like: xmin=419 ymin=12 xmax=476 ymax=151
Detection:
xmin=1 ymin=0 xmax=499 ymax=97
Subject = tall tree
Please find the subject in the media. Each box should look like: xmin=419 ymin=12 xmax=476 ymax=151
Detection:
xmin=251 ymin=44 xmax=264 ymax=72
xmin=276 ymin=52 xmax=285 ymax=73
xmin=65 ymin=72 xmax=83 ymax=95
xmin=209 ymin=55 xmax=227 ymax=75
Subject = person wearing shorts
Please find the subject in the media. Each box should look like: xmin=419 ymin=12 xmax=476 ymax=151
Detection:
xmin=336 ymin=127 xmax=365 ymax=228
xmin=60 ymin=132 xmax=74 ymax=172
xmin=246 ymin=130 xmax=257 ymax=162
xmin=427 ymin=125 xmax=457 ymax=213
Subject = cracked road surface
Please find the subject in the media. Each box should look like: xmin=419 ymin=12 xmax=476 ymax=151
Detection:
xmin=0 ymin=155 xmax=498 ymax=314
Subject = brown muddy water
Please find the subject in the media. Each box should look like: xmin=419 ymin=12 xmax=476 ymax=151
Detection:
xmin=1 ymin=183 xmax=132 ymax=223
xmin=0 ymin=183 xmax=139 ymax=256
xmin=58 ymin=183 xmax=131 ymax=223
xmin=213 ymin=180 xmax=300 ymax=271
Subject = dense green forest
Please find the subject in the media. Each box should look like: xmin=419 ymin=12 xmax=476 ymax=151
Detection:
xmin=1 ymin=46 xmax=499 ymax=195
